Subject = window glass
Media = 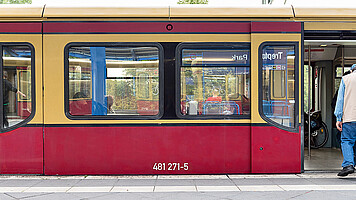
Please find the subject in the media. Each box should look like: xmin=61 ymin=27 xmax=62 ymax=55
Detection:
xmin=68 ymin=46 xmax=160 ymax=116
xmin=336 ymin=66 xmax=350 ymax=78
xmin=182 ymin=49 xmax=250 ymax=66
xmin=287 ymin=69 xmax=295 ymax=98
xmin=2 ymin=46 xmax=32 ymax=128
xmin=272 ymin=70 xmax=285 ymax=98
xmin=180 ymin=47 xmax=250 ymax=117
xmin=261 ymin=45 xmax=295 ymax=128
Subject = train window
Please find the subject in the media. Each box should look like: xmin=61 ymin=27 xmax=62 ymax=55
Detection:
xmin=336 ymin=66 xmax=351 ymax=78
xmin=260 ymin=44 xmax=297 ymax=129
xmin=1 ymin=45 xmax=33 ymax=130
xmin=177 ymin=44 xmax=250 ymax=118
xmin=65 ymin=44 xmax=163 ymax=119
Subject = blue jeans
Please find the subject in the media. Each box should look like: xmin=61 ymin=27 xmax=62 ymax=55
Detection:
xmin=341 ymin=122 xmax=356 ymax=167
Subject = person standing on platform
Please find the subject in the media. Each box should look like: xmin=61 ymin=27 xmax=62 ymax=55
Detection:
xmin=335 ymin=64 xmax=356 ymax=177
xmin=331 ymin=70 xmax=351 ymax=146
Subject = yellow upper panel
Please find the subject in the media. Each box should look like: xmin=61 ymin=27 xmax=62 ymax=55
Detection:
xmin=294 ymin=7 xmax=356 ymax=18
xmin=43 ymin=6 xmax=169 ymax=18
xmin=3 ymin=5 xmax=356 ymax=20
xmin=170 ymin=6 xmax=294 ymax=18
xmin=0 ymin=5 xmax=43 ymax=18
xmin=42 ymin=5 xmax=294 ymax=18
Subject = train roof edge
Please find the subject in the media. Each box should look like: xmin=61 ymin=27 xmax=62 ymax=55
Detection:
xmin=1 ymin=4 xmax=356 ymax=19
xmin=0 ymin=4 xmax=44 ymax=18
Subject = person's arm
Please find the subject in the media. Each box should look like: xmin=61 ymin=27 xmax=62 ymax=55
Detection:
xmin=334 ymin=79 xmax=345 ymax=131
xmin=5 ymin=79 xmax=18 ymax=93
xmin=17 ymin=90 xmax=26 ymax=98
xmin=5 ymin=80 xmax=26 ymax=97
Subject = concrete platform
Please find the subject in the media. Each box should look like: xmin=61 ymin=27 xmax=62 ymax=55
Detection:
xmin=0 ymin=173 xmax=356 ymax=199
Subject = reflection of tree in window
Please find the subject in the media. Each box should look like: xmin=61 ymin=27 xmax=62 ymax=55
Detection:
xmin=138 ymin=73 xmax=149 ymax=99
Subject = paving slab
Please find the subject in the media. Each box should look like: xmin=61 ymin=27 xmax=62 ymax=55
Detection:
xmin=5 ymin=192 xmax=53 ymax=199
xmin=228 ymin=174 xmax=300 ymax=179
xmin=155 ymin=179 xmax=195 ymax=186
xmin=196 ymin=185 xmax=239 ymax=192
xmin=115 ymin=179 xmax=157 ymax=186
xmin=238 ymin=185 xmax=284 ymax=191
xmin=33 ymin=179 xmax=81 ymax=187
xmin=24 ymin=187 xmax=70 ymax=192
xmin=154 ymin=186 xmax=197 ymax=192
xmin=230 ymin=178 xmax=275 ymax=185
xmin=268 ymin=178 xmax=315 ymax=185
xmin=0 ymin=193 xmax=15 ymax=200
xmin=0 ymin=180 xmax=42 ymax=187
xmin=111 ymin=186 xmax=154 ymax=192
xmin=0 ymin=187 xmax=29 ymax=192
xmin=194 ymin=179 xmax=235 ymax=186
xmin=73 ymin=179 xmax=118 ymax=187
xmin=67 ymin=186 xmax=113 ymax=193
xmin=307 ymin=177 xmax=356 ymax=185
xmin=158 ymin=175 xmax=228 ymax=179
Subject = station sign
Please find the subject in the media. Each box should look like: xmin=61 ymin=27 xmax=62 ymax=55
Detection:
xmin=262 ymin=49 xmax=290 ymax=70
xmin=182 ymin=49 xmax=250 ymax=66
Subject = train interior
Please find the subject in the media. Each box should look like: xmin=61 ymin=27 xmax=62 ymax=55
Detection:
xmin=2 ymin=46 xmax=32 ymax=128
xmin=303 ymin=40 xmax=356 ymax=171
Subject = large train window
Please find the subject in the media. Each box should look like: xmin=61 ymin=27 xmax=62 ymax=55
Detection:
xmin=65 ymin=43 xmax=163 ymax=119
xmin=176 ymin=43 xmax=250 ymax=119
xmin=1 ymin=45 xmax=34 ymax=131
xmin=259 ymin=43 xmax=298 ymax=129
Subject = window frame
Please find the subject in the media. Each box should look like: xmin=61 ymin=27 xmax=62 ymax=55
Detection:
xmin=0 ymin=43 xmax=36 ymax=133
xmin=258 ymin=42 xmax=299 ymax=132
xmin=64 ymin=42 xmax=164 ymax=120
xmin=175 ymin=42 xmax=251 ymax=120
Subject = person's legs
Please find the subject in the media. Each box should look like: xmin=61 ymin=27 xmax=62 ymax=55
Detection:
xmin=341 ymin=122 xmax=356 ymax=167
xmin=354 ymin=144 xmax=356 ymax=166
xmin=3 ymin=105 xmax=8 ymax=128
xmin=337 ymin=130 xmax=341 ymax=147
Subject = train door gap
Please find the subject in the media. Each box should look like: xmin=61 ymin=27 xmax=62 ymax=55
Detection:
xmin=303 ymin=41 xmax=356 ymax=171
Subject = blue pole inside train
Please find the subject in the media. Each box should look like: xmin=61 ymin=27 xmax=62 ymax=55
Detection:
xmin=90 ymin=47 xmax=107 ymax=115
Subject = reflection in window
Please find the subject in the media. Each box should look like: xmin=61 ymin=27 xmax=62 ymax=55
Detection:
xmin=68 ymin=46 xmax=160 ymax=116
xmin=180 ymin=47 xmax=250 ymax=117
xmin=261 ymin=45 xmax=295 ymax=128
xmin=2 ymin=46 xmax=32 ymax=128
xmin=272 ymin=70 xmax=285 ymax=98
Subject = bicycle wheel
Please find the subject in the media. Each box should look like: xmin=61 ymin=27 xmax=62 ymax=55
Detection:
xmin=310 ymin=121 xmax=328 ymax=149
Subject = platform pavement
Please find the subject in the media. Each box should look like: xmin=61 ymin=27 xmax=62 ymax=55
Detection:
xmin=0 ymin=172 xmax=356 ymax=199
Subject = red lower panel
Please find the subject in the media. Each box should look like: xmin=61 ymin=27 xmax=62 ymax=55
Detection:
xmin=44 ymin=126 xmax=250 ymax=175
xmin=0 ymin=127 xmax=43 ymax=174
xmin=251 ymin=126 xmax=301 ymax=173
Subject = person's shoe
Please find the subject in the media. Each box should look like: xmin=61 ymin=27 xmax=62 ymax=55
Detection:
xmin=338 ymin=165 xmax=355 ymax=177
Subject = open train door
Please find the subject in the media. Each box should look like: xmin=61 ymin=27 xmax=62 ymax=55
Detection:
xmin=0 ymin=7 xmax=43 ymax=174
xmin=250 ymin=22 xmax=303 ymax=173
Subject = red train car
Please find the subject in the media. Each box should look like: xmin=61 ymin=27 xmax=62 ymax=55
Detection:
xmin=8 ymin=4 xmax=351 ymax=175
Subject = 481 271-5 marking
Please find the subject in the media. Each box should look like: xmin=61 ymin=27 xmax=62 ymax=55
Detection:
xmin=152 ymin=163 xmax=189 ymax=171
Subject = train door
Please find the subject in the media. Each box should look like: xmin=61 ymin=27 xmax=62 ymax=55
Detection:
xmin=303 ymin=42 xmax=356 ymax=170
xmin=302 ymin=21 xmax=356 ymax=170
xmin=250 ymin=22 xmax=302 ymax=173
xmin=0 ymin=22 xmax=43 ymax=174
